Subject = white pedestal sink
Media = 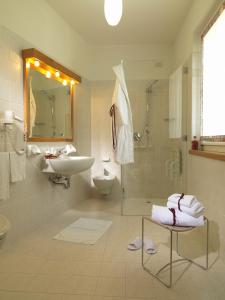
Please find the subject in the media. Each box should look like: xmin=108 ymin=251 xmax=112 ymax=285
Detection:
xmin=42 ymin=156 xmax=95 ymax=176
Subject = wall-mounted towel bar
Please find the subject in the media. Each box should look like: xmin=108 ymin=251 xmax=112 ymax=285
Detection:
xmin=14 ymin=115 xmax=24 ymax=122
xmin=0 ymin=111 xmax=24 ymax=124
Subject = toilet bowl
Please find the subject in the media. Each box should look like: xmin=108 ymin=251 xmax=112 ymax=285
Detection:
xmin=93 ymin=175 xmax=115 ymax=196
xmin=0 ymin=215 xmax=10 ymax=240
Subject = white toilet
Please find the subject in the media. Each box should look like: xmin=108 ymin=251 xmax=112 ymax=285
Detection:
xmin=0 ymin=215 xmax=10 ymax=240
xmin=93 ymin=174 xmax=115 ymax=196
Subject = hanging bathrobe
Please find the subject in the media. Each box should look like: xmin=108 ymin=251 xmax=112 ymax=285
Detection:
xmin=110 ymin=63 xmax=134 ymax=164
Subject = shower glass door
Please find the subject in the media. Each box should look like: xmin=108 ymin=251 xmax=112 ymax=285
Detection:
xmin=122 ymin=75 xmax=187 ymax=216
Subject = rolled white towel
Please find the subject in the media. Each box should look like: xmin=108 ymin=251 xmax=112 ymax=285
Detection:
xmin=151 ymin=205 xmax=204 ymax=227
xmin=168 ymin=193 xmax=198 ymax=208
xmin=167 ymin=201 xmax=205 ymax=218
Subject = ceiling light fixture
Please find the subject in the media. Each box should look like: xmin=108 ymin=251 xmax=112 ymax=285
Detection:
xmin=104 ymin=0 xmax=123 ymax=26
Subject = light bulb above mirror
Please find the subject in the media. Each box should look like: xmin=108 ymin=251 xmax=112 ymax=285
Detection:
xmin=46 ymin=71 xmax=51 ymax=78
xmin=55 ymin=71 xmax=60 ymax=77
xmin=34 ymin=60 xmax=40 ymax=67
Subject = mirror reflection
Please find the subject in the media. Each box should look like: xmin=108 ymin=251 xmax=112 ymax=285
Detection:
xmin=28 ymin=68 xmax=72 ymax=139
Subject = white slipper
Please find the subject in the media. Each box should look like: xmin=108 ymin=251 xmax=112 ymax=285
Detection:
xmin=127 ymin=237 xmax=142 ymax=250
xmin=144 ymin=239 xmax=157 ymax=254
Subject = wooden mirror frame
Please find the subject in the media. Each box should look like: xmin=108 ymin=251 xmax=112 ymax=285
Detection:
xmin=22 ymin=48 xmax=81 ymax=142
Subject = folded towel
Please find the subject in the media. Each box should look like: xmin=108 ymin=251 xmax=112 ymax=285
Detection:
xmin=9 ymin=152 xmax=26 ymax=182
xmin=152 ymin=205 xmax=204 ymax=227
xmin=167 ymin=201 xmax=205 ymax=217
xmin=168 ymin=193 xmax=198 ymax=208
xmin=0 ymin=153 xmax=10 ymax=200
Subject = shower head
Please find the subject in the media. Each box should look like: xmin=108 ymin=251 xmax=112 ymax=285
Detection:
xmin=146 ymin=80 xmax=159 ymax=94
xmin=133 ymin=132 xmax=142 ymax=142
xmin=41 ymin=90 xmax=55 ymax=101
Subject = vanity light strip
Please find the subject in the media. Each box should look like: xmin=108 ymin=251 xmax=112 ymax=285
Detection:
xmin=22 ymin=48 xmax=81 ymax=84
xmin=25 ymin=58 xmax=78 ymax=86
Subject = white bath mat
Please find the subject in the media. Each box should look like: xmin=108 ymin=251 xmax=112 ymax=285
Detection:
xmin=54 ymin=217 xmax=112 ymax=245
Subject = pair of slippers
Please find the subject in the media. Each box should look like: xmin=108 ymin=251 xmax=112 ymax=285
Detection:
xmin=128 ymin=237 xmax=157 ymax=254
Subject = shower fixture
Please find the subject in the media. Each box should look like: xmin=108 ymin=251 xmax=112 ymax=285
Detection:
xmin=133 ymin=132 xmax=142 ymax=142
xmin=133 ymin=80 xmax=159 ymax=148
xmin=146 ymin=80 xmax=159 ymax=94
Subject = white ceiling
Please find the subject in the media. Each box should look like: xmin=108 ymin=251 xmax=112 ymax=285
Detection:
xmin=47 ymin=0 xmax=193 ymax=45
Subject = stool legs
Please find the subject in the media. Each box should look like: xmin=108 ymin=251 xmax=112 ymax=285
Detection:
xmin=169 ymin=230 xmax=173 ymax=287
xmin=142 ymin=217 xmax=209 ymax=288
xmin=206 ymin=217 xmax=209 ymax=269
xmin=176 ymin=218 xmax=209 ymax=270
xmin=141 ymin=217 xmax=144 ymax=268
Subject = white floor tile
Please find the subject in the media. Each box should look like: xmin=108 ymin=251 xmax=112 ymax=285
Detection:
xmin=0 ymin=199 xmax=224 ymax=300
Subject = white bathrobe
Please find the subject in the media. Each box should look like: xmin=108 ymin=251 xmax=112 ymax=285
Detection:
xmin=112 ymin=63 xmax=134 ymax=164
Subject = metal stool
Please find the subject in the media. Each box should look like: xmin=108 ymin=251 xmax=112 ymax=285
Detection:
xmin=141 ymin=216 xmax=209 ymax=288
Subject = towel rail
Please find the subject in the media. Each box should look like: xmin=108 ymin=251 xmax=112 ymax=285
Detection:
xmin=0 ymin=110 xmax=24 ymax=124
xmin=14 ymin=115 xmax=24 ymax=122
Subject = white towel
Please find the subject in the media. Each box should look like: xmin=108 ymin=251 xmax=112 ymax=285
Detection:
xmin=152 ymin=205 xmax=204 ymax=227
xmin=168 ymin=193 xmax=198 ymax=208
xmin=167 ymin=201 xmax=205 ymax=218
xmin=6 ymin=124 xmax=25 ymax=154
xmin=9 ymin=152 xmax=26 ymax=182
xmin=0 ymin=153 xmax=10 ymax=200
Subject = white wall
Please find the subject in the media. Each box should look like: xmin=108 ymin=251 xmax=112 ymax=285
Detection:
xmin=91 ymin=81 xmax=121 ymax=202
xmin=0 ymin=25 xmax=92 ymax=248
xmin=173 ymin=0 xmax=225 ymax=263
xmin=89 ymin=44 xmax=173 ymax=80
xmin=0 ymin=0 xmax=91 ymax=79
xmin=0 ymin=0 xmax=173 ymax=81
xmin=173 ymin=0 xmax=221 ymax=69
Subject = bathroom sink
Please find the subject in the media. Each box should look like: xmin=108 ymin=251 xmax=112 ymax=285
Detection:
xmin=42 ymin=156 xmax=95 ymax=176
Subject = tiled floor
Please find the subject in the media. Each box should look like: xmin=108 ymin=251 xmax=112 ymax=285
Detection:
xmin=122 ymin=197 xmax=166 ymax=216
xmin=0 ymin=198 xmax=225 ymax=300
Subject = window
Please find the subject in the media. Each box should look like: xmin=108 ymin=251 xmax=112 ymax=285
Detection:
xmin=202 ymin=4 xmax=225 ymax=141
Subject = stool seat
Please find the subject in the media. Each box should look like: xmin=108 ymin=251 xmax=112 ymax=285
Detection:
xmin=150 ymin=215 xmax=207 ymax=232
xmin=150 ymin=218 xmax=194 ymax=232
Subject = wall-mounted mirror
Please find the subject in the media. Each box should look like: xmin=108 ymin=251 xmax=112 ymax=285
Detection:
xmin=22 ymin=48 xmax=81 ymax=142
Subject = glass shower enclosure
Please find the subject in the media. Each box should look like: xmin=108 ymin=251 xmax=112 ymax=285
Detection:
xmin=122 ymin=75 xmax=187 ymax=216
